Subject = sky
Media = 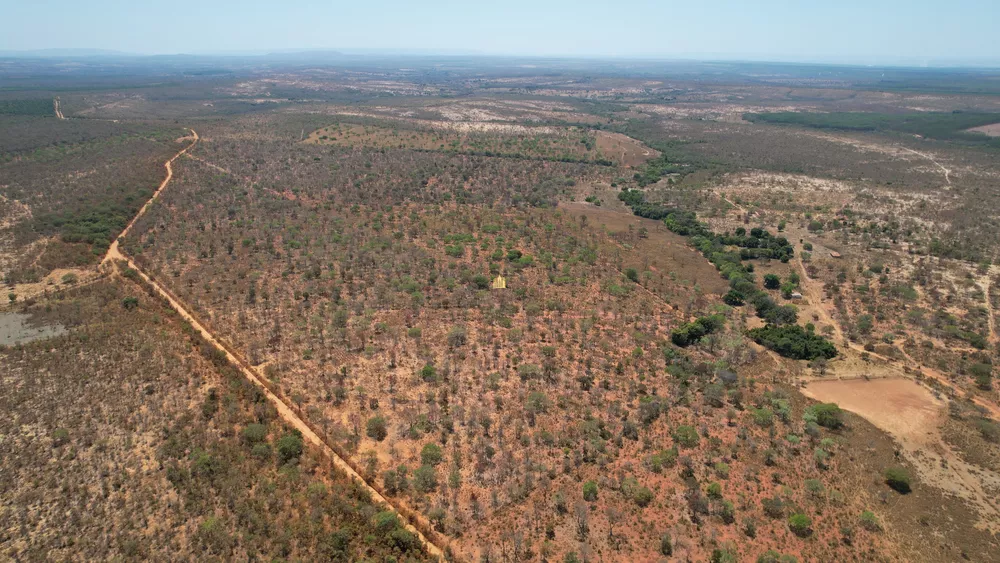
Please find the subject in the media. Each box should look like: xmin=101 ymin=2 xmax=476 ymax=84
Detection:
xmin=4 ymin=0 xmax=999 ymax=65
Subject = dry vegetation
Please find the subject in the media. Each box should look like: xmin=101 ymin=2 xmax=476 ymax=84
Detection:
xmin=3 ymin=57 xmax=1000 ymax=562
xmin=0 ymin=281 xmax=433 ymax=561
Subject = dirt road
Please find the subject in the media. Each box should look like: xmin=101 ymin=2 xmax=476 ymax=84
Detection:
xmin=975 ymin=267 xmax=998 ymax=344
xmin=101 ymin=131 xmax=198 ymax=266
xmin=101 ymin=130 xmax=446 ymax=559
xmin=53 ymin=97 xmax=65 ymax=120
xmin=900 ymin=146 xmax=951 ymax=185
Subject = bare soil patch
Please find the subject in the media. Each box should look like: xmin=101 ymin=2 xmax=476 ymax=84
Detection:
xmin=802 ymin=377 xmax=1000 ymax=534
xmin=967 ymin=123 xmax=1000 ymax=137
xmin=0 ymin=311 xmax=66 ymax=345
xmin=801 ymin=377 xmax=944 ymax=441
xmin=594 ymin=131 xmax=658 ymax=167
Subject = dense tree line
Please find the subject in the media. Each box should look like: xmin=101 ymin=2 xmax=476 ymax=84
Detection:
xmin=0 ymin=98 xmax=54 ymax=116
xmin=747 ymin=324 xmax=837 ymax=360
xmin=745 ymin=111 xmax=1000 ymax=149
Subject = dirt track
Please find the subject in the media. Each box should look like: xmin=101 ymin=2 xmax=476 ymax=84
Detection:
xmin=899 ymin=146 xmax=951 ymax=185
xmin=101 ymin=130 xmax=446 ymax=560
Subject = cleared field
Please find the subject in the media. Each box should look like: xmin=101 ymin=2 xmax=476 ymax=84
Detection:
xmin=801 ymin=377 xmax=943 ymax=441
xmin=304 ymin=122 xmax=654 ymax=166
xmin=967 ymin=123 xmax=1000 ymax=136
xmin=561 ymin=201 xmax=730 ymax=295
xmin=595 ymin=131 xmax=659 ymax=167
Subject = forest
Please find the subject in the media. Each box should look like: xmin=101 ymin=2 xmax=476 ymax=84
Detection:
xmin=745 ymin=111 xmax=1000 ymax=148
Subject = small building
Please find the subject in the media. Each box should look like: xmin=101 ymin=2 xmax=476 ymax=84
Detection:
xmin=790 ymin=291 xmax=803 ymax=300
xmin=830 ymin=251 xmax=842 ymax=259
xmin=492 ymin=275 xmax=506 ymax=289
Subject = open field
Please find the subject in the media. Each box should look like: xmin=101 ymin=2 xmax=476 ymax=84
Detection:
xmin=303 ymin=121 xmax=655 ymax=166
xmin=2 ymin=55 xmax=1000 ymax=562
xmin=968 ymin=123 xmax=1000 ymax=137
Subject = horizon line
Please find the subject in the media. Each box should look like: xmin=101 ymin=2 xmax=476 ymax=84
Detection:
xmin=2 ymin=47 xmax=1000 ymax=70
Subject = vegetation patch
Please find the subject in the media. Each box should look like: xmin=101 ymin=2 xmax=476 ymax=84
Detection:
xmin=745 ymin=111 xmax=1000 ymax=148
xmin=748 ymin=324 xmax=838 ymax=360
xmin=0 ymin=98 xmax=54 ymax=116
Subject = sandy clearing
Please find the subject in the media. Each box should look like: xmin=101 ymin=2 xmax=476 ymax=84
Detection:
xmin=801 ymin=377 xmax=1000 ymax=532
xmin=801 ymin=378 xmax=943 ymax=441
xmin=967 ymin=123 xmax=1000 ymax=137
xmin=594 ymin=131 xmax=658 ymax=167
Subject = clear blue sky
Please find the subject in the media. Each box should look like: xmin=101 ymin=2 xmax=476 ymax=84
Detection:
xmin=5 ymin=0 xmax=999 ymax=64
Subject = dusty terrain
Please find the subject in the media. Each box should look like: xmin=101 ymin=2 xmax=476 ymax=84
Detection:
xmin=3 ymin=57 xmax=1000 ymax=562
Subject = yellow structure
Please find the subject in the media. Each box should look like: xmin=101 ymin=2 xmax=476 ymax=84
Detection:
xmin=491 ymin=275 xmax=506 ymax=289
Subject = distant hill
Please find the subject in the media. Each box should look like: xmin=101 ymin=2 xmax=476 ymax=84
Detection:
xmin=0 ymin=48 xmax=137 ymax=58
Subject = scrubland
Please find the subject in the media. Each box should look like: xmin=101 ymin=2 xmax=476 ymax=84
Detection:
xmin=2 ymin=58 xmax=1000 ymax=561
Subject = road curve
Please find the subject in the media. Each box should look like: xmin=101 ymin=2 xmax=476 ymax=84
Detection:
xmin=102 ymin=129 xmax=447 ymax=560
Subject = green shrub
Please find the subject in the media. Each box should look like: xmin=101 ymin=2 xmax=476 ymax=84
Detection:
xmin=805 ymin=478 xmax=825 ymax=498
xmin=748 ymin=324 xmax=837 ymax=360
xmin=884 ymin=467 xmax=911 ymax=494
xmin=633 ymin=485 xmax=654 ymax=507
xmin=419 ymin=363 xmax=437 ymax=382
xmin=788 ymin=513 xmax=812 ymax=536
xmin=276 ymin=432 xmax=304 ymax=464
xmin=805 ymin=402 xmax=843 ymax=429
xmin=751 ymin=407 xmax=774 ymax=427
xmin=723 ymin=290 xmax=745 ymax=306
xmin=711 ymin=544 xmax=738 ymax=563
xmin=420 ymin=443 xmax=443 ymax=466
xmin=673 ymin=425 xmax=700 ymax=448
xmin=241 ymin=423 xmax=268 ymax=444
xmin=975 ymin=418 xmax=1000 ymax=443
xmin=582 ymin=480 xmax=598 ymax=501
xmin=706 ymin=482 xmax=723 ymax=499
xmin=715 ymin=462 xmax=731 ymax=479
xmin=671 ymin=314 xmax=725 ymax=347
xmin=366 ymin=416 xmax=388 ymax=441
xmin=251 ymin=443 xmax=271 ymax=460
xmin=52 ymin=428 xmax=70 ymax=447
xmin=412 ymin=464 xmax=438 ymax=493
xmin=373 ymin=510 xmax=399 ymax=532
xmin=860 ymin=510 xmax=881 ymax=531
xmin=659 ymin=532 xmax=673 ymax=556
xmin=387 ymin=528 xmax=419 ymax=552
xmin=762 ymin=496 xmax=785 ymax=518
xmin=649 ymin=447 xmax=678 ymax=472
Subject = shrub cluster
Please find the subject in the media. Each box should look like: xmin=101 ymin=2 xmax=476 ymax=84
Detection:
xmin=748 ymin=324 xmax=837 ymax=360
xmin=671 ymin=314 xmax=725 ymax=347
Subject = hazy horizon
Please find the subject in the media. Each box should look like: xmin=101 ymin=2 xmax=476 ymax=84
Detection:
xmin=4 ymin=0 xmax=1000 ymax=67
